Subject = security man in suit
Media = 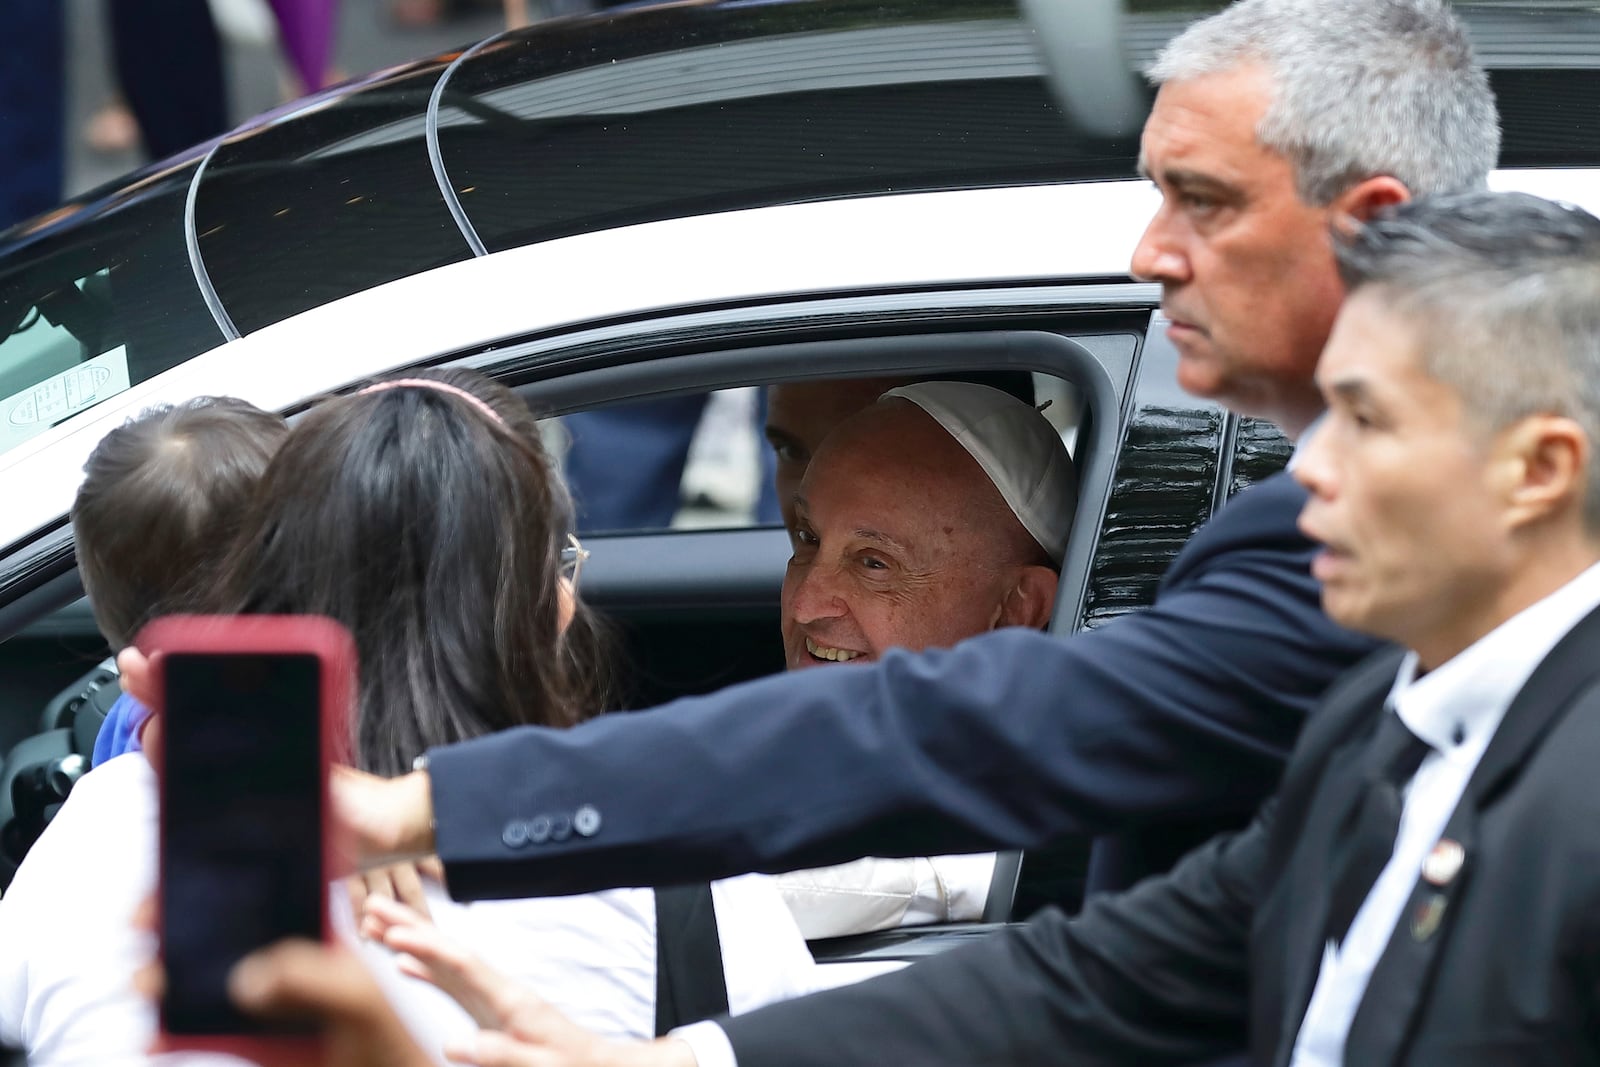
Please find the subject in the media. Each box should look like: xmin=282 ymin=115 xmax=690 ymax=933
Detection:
xmin=327 ymin=0 xmax=1498 ymax=910
xmin=350 ymin=189 xmax=1600 ymax=1067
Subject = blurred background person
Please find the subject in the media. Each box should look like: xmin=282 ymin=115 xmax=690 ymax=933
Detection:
xmin=85 ymin=0 xmax=230 ymax=161
xmin=0 ymin=1 xmax=65 ymax=231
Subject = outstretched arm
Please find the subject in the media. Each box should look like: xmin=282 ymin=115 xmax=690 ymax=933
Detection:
xmin=313 ymin=475 xmax=1366 ymax=899
xmin=423 ymin=475 xmax=1368 ymax=900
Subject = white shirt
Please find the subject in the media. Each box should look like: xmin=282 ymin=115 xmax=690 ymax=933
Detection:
xmin=774 ymin=853 xmax=997 ymax=939
xmin=0 ymin=755 xmax=817 ymax=1066
xmin=1289 ymin=559 xmax=1600 ymax=1066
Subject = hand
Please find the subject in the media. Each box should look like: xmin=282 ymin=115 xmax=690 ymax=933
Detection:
xmin=133 ymin=896 xmax=435 ymax=1067
xmin=117 ymin=646 xmax=155 ymax=706
xmin=361 ymin=896 xmax=694 ymax=1067
xmin=345 ymin=856 xmax=446 ymax=923
xmin=332 ymin=765 xmax=437 ymax=869
xmin=228 ymin=939 xmax=436 ymax=1067
xmin=363 ymin=894 xmax=510 ymax=1028
xmin=447 ymin=1032 xmax=697 ymax=1067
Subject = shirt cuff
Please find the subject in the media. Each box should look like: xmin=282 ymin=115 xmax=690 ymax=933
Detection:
xmin=670 ymin=1020 xmax=738 ymax=1067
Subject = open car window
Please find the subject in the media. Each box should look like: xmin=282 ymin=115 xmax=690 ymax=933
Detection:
xmin=553 ymin=376 xmax=1085 ymax=537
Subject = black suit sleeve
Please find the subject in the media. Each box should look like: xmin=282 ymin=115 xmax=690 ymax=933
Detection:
xmin=723 ymin=804 xmax=1273 ymax=1067
xmin=432 ymin=474 xmax=1374 ymax=900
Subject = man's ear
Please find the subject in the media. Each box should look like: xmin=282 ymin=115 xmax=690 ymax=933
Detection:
xmin=996 ymin=566 xmax=1059 ymax=631
xmin=1329 ymin=175 xmax=1410 ymax=227
xmin=1498 ymin=415 xmax=1590 ymax=531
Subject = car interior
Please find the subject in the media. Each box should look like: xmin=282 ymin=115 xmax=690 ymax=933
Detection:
xmin=0 ymin=324 xmax=1139 ymax=961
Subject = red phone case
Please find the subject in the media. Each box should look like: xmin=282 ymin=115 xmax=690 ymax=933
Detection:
xmin=138 ymin=614 xmax=355 ymax=1067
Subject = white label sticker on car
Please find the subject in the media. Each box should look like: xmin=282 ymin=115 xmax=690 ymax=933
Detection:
xmin=0 ymin=347 xmax=132 ymax=450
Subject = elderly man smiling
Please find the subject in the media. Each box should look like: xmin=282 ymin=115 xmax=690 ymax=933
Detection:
xmin=782 ymin=381 xmax=1073 ymax=669
xmin=775 ymin=381 xmax=1075 ymax=938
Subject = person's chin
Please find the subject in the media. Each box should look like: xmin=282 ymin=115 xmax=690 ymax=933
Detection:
xmin=1172 ymin=348 xmax=1229 ymax=400
xmin=1317 ymin=582 xmax=1372 ymax=634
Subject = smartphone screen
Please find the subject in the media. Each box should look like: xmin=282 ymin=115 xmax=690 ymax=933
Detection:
xmin=160 ymin=651 xmax=324 ymax=1035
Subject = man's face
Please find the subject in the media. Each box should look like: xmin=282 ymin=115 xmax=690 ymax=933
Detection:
xmin=780 ymin=402 xmax=1043 ymax=670
xmin=1294 ymin=292 xmax=1512 ymax=658
xmin=765 ymin=378 xmax=909 ymax=529
xmin=1131 ymin=62 xmax=1348 ymax=432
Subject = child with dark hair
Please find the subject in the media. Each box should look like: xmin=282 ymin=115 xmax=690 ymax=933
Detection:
xmin=71 ymin=396 xmax=288 ymax=765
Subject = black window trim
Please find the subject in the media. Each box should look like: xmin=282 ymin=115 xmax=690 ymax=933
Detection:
xmin=509 ymin=329 xmax=1131 ymax=635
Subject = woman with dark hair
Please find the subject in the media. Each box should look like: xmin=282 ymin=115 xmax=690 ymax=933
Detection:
xmin=220 ymin=368 xmax=600 ymax=776
xmin=217 ymin=368 xmax=816 ymax=1049
xmin=0 ymin=370 xmax=814 ymax=1066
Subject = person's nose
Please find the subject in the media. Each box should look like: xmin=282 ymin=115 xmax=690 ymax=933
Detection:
xmin=786 ymin=561 xmax=849 ymax=626
xmin=1292 ymin=420 xmax=1337 ymax=501
xmin=1129 ymin=205 xmax=1191 ymax=285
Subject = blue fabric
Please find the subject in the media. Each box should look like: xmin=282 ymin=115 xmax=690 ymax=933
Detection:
xmin=430 ymin=471 xmax=1383 ymax=902
xmin=0 ymin=0 xmax=64 ymax=230
xmin=109 ymin=0 xmax=228 ymax=161
xmin=563 ymin=395 xmax=780 ymax=534
xmin=91 ymin=692 xmax=148 ymax=768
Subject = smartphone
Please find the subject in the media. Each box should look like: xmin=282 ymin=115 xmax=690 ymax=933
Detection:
xmin=139 ymin=614 xmax=355 ymax=1063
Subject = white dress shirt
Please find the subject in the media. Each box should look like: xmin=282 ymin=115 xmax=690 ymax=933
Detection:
xmin=1289 ymin=559 xmax=1600 ymax=1066
xmin=774 ymin=853 xmax=997 ymax=939
xmin=0 ymin=755 xmax=817 ymax=1066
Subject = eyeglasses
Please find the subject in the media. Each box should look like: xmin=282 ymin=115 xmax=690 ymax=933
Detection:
xmin=560 ymin=532 xmax=590 ymax=590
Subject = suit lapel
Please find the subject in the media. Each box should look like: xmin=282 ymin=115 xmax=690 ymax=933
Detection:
xmin=1256 ymin=655 xmax=1402 ymax=1067
xmin=1268 ymin=732 xmax=1374 ymax=1064
xmin=1463 ymin=602 xmax=1600 ymax=808
xmin=1341 ymin=603 xmax=1600 ymax=1065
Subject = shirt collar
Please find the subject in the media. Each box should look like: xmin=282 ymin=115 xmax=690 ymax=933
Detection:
xmin=1385 ymin=559 xmax=1600 ymax=758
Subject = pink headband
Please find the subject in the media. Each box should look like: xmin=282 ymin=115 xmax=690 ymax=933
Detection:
xmin=356 ymin=378 xmax=506 ymax=428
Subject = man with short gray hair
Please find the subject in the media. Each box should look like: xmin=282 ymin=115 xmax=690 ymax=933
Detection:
xmin=1134 ymin=0 xmax=1498 ymax=441
xmin=1149 ymin=0 xmax=1498 ymax=205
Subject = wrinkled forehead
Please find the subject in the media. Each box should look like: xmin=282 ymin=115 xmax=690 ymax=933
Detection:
xmin=800 ymin=400 xmax=1012 ymax=534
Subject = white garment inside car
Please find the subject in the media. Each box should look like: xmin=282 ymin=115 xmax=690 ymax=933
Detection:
xmin=775 ymin=853 xmax=997 ymax=939
xmin=0 ymin=754 xmax=816 ymax=1066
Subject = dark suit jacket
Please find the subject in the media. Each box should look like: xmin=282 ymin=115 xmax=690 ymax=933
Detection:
xmin=431 ymin=472 xmax=1378 ymax=901
xmin=720 ymin=606 xmax=1600 ymax=1066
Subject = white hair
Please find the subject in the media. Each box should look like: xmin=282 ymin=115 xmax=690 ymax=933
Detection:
xmin=1149 ymin=0 xmax=1500 ymax=204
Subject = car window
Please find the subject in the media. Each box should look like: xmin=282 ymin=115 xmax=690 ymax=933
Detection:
xmin=0 ymin=162 xmax=225 ymax=457
xmin=558 ymin=376 xmax=1083 ymax=536
xmin=556 ymin=387 xmax=776 ymax=535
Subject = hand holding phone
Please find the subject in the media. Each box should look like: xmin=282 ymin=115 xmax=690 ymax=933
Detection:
xmin=138 ymin=615 xmax=354 ymax=1065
